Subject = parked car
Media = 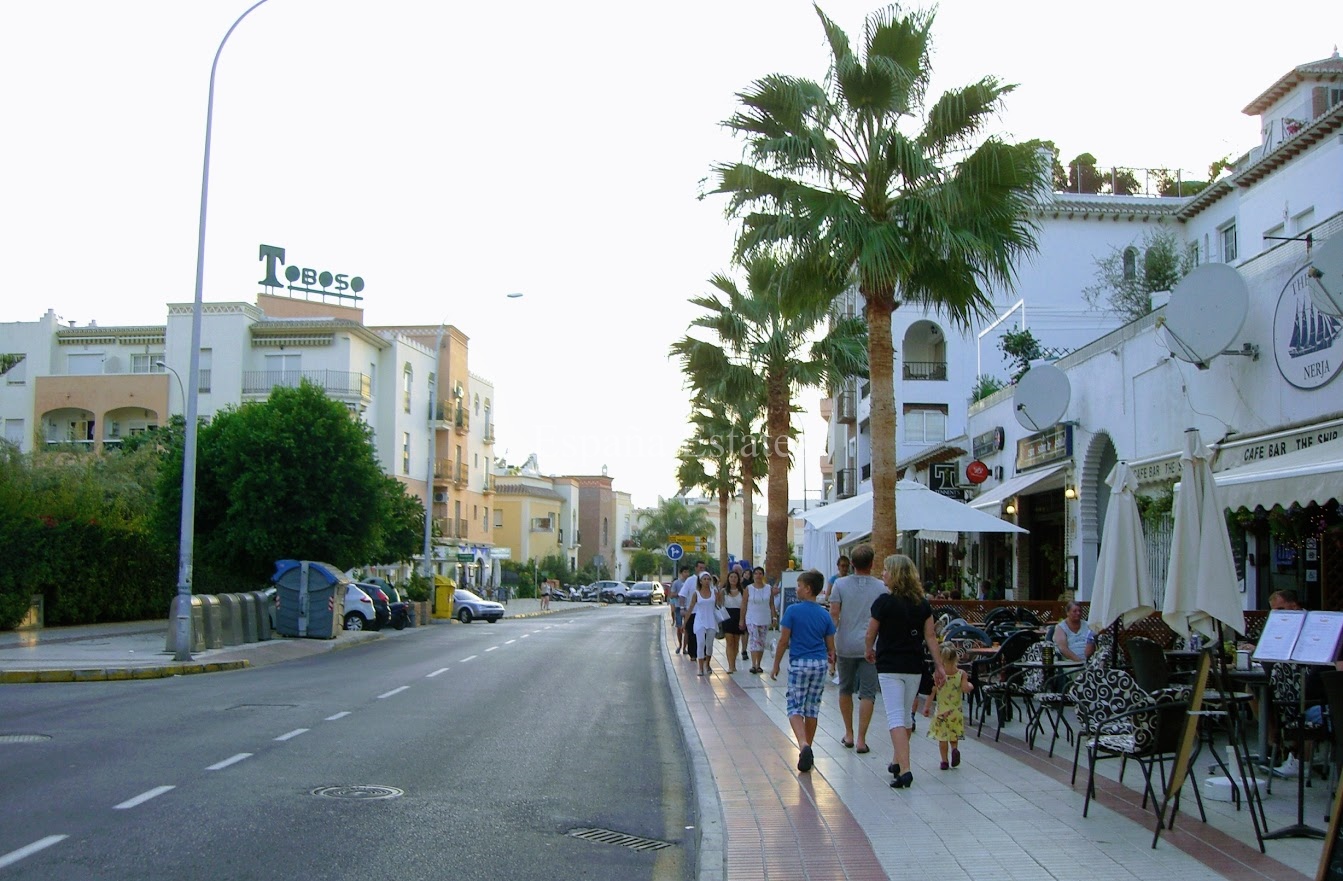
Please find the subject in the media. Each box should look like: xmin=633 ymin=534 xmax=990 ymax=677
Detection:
xmin=364 ymin=577 xmax=413 ymax=628
xmin=452 ymin=587 xmax=505 ymax=623
xmin=355 ymin=582 xmax=392 ymax=630
xmin=343 ymin=583 xmax=380 ymax=631
xmin=590 ymin=580 xmax=628 ymax=603
xmin=626 ymin=581 xmax=666 ymax=605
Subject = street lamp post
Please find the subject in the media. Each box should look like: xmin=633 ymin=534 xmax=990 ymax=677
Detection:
xmin=173 ymin=0 xmax=274 ymax=662
xmin=154 ymin=361 xmax=185 ymax=415
xmin=422 ymin=323 xmax=447 ymax=603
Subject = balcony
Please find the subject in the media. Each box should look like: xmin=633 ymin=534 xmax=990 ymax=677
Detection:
xmin=837 ymin=386 xmax=857 ymax=424
xmin=453 ymin=406 xmax=469 ymax=435
xmin=433 ymin=458 xmax=454 ymax=481
xmin=482 ymin=422 xmax=495 ymax=444
xmin=241 ymin=370 xmax=370 ymax=403
xmin=837 ymin=466 xmax=857 ymax=499
xmin=434 ymin=517 xmax=456 ymax=539
xmin=903 ymin=360 xmax=948 ymax=381
xmin=453 ymin=461 xmax=468 ymax=487
xmin=482 ymin=472 xmax=495 ymax=494
xmin=456 ymin=517 xmax=469 ymax=538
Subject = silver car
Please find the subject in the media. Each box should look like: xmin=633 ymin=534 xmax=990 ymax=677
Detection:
xmin=452 ymin=587 xmax=505 ymax=623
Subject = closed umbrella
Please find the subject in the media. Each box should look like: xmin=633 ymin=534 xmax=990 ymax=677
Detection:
xmin=1162 ymin=428 xmax=1245 ymax=641
xmin=1088 ymin=461 xmax=1155 ymax=633
xmin=801 ymin=522 xmax=840 ymax=579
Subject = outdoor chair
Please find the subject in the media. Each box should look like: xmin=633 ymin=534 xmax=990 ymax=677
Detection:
xmin=1319 ymin=670 xmax=1343 ymax=811
xmin=943 ymin=623 xmax=990 ymax=646
xmin=974 ymin=629 xmax=1040 ymax=738
xmin=1264 ymin=662 xmax=1329 ymax=795
xmin=1013 ymin=640 xmax=1081 ymax=756
xmin=1125 ymin=637 xmax=1172 ymax=692
xmin=1080 ymin=668 xmax=1200 ymax=822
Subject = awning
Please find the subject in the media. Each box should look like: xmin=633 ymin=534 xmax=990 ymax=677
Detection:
xmin=969 ymin=463 xmax=1068 ymax=511
xmin=1213 ymin=442 xmax=1343 ymax=511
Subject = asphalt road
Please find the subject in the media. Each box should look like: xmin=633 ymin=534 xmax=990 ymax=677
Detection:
xmin=0 ymin=606 xmax=692 ymax=881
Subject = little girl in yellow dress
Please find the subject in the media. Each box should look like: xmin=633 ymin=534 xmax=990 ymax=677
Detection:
xmin=923 ymin=643 xmax=975 ymax=770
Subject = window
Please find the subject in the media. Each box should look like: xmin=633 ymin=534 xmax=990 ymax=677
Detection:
xmin=401 ymin=432 xmax=411 ymax=475
xmin=403 ymin=365 xmax=413 ymax=413
xmin=1191 ymin=242 xmax=1200 ymax=266
xmin=531 ymin=516 xmax=553 ymax=531
xmin=903 ymin=405 xmax=947 ymax=444
xmin=1220 ymin=222 xmax=1237 ymax=263
xmin=494 ymin=510 xmax=503 ymax=528
xmin=1292 ymin=207 xmax=1316 ymax=235
xmin=602 ymin=517 xmax=609 ymax=547
xmin=474 ymin=393 xmax=480 ymax=414
xmin=484 ymin=507 xmax=490 ymax=530
xmin=198 ymin=349 xmax=212 ymax=393
xmin=4 ymin=418 xmax=23 ymax=445
xmin=1122 ymin=247 xmax=1138 ymax=281
xmin=130 ymin=354 xmax=164 ymax=374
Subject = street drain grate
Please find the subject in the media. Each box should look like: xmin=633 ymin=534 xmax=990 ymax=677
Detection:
xmin=312 ymin=785 xmax=403 ymax=800
xmin=0 ymin=734 xmax=52 ymax=744
xmin=567 ymin=828 xmax=673 ymax=852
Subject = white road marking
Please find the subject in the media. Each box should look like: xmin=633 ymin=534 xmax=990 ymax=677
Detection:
xmin=325 ymin=711 xmax=351 ymax=721
xmin=113 ymin=785 xmax=175 ymax=810
xmin=0 ymin=836 xmax=68 ymax=870
xmin=427 ymin=667 xmax=450 ymax=677
xmin=485 ymin=646 xmax=499 ymax=652
xmin=206 ymin=753 xmax=253 ymax=771
xmin=505 ymin=639 xmax=517 ymax=644
xmin=378 ymin=686 xmax=410 ymax=699
xmin=274 ymin=728 xmax=309 ymax=741
xmin=460 ymin=655 xmax=477 ymax=662
xmin=520 ymin=634 xmax=530 ymax=639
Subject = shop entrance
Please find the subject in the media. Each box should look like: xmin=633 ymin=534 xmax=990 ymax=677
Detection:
xmin=1023 ymin=491 xmax=1065 ymax=601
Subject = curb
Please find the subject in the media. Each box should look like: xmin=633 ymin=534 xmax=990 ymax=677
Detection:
xmin=0 ymin=660 xmax=250 ymax=683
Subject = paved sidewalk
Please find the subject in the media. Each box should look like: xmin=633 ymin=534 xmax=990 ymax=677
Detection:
xmin=663 ymin=615 xmax=1327 ymax=881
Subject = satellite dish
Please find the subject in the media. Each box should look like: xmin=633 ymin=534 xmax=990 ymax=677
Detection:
xmin=1013 ymin=362 xmax=1070 ymax=432
xmin=1308 ymin=235 xmax=1343 ymax=317
xmin=1160 ymin=264 xmax=1249 ymax=369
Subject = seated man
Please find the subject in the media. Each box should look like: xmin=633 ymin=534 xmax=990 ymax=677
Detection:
xmin=1053 ymin=601 xmax=1094 ymax=663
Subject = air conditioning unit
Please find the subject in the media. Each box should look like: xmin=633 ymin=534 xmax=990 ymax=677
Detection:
xmin=432 ymin=491 xmax=449 ymax=503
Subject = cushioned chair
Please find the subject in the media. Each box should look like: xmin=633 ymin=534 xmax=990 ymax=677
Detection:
xmin=974 ymin=629 xmax=1040 ymax=738
xmin=1265 ymin=662 xmax=1329 ymax=795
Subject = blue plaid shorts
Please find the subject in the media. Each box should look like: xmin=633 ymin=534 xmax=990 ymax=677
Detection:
xmin=786 ymin=658 xmax=829 ymax=718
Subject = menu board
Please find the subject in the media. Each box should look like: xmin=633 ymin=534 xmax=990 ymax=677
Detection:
xmin=1293 ymin=612 xmax=1343 ymax=665
xmin=1252 ymin=609 xmax=1306 ymax=663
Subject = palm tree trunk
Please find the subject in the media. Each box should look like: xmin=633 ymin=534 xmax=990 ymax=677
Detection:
xmin=740 ymin=449 xmax=754 ymax=568
xmin=866 ymin=294 xmax=899 ymax=561
xmin=718 ymin=484 xmax=730 ymax=583
xmin=764 ymin=373 xmax=790 ymax=584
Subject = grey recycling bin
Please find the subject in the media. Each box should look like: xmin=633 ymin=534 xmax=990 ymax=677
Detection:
xmin=271 ymin=560 xmax=346 ymax=639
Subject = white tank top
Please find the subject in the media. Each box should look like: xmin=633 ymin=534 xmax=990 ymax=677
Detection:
xmin=745 ymin=584 xmax=773 ymax=627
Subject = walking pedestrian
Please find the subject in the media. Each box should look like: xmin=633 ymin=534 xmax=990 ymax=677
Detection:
xmin=742 ymin=566 xmax=777 ymax=674
xmin=687 ymin=572 xmax=721 ymax=676
xmin=539 ymin=578 xmax=551 ymax=611
xmin=680 ymin=562 xmax=707 ymax=660
xmin=770 ymin=570 xmax=837 ymax=773
xmin=721 ymin=569 xmax=746 ymax=673
xmin=865 ymin=554 xmax=945 ymax=790
xmin=924 ymin=643 xmax=973 ymax=770
xmin=828 ymin=544 xmax=885 ymax=754
xmin=670 ymin=564 xmax=690 ymax=654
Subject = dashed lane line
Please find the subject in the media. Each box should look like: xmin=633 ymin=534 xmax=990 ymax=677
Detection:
xmin=460 ymin=655 xmax=477 ymax=662
xmin=505 ymin=639 xmax=517 ymax=644
xmin=485 ymin=646 xmax=499 ymax=652
xmin=427 ymin=668 xmax=450 ymax=677
xmin=113 ymin=785 xmax=175 ymax=810
xmin=0 ymin=836 xmax=68 ymax=870
xmin=378 ymin=686 xmax=410 ymax=699
xmin=206 ymin=753 xmax=252 ymax=771
xmin=274 ymin=728 xmax=309 ymax=742
xmin=325 ymin=711 xmax=351 ymax=721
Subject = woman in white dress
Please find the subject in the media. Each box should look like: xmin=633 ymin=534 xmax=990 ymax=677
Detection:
xmin=686 ymin=572 xmax=721 ymax=676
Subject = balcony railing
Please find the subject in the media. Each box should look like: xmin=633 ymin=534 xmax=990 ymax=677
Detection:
xmin=482 ymin=422 xmax=495 ymax=444
xmin=837 ymin=467 xmax=857 ymax=499
xmin=837 ymin=386 xmax=857 ymax=424
xmin=454 ymin=407 xmax=469 ymax=434
xmin=453 ymin=462 xmax=468 ymax=486
xmin=456 ymin=517 xmax=468 ymax=537
xmin=903 ymin=360 xmax=947 ymax=381
xmin=434 ymin=458 xmax=454 ymax=481
xmin=242 ymin=370 xmax=370 ymax=401
xmin=482 ymin=472 xmax=495 ymax=494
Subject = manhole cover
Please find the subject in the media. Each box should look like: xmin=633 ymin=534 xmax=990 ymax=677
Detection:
xmin=568 ymin=828 xmax=673 ymax=852
xmin=312 ymin=785 xmax=403 ymax=800
xmin=0 ymin=734 xmax=52 ymax=744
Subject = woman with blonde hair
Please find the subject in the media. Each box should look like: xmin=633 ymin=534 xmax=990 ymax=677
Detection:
xmin=864 ymin=554 xmax=946 ymax=790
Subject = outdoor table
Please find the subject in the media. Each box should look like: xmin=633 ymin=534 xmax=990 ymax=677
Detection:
xmin=1228 ymin=668 xmax=1270 ymax=763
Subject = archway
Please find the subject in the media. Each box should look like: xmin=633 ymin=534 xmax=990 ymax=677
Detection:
xmin=1078 ymin=432 xmax=1118 ymax=599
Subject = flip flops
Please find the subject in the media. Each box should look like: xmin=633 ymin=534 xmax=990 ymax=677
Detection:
xmin=855 ymin=744 xmax=871 ymax=754
xmin=840 ymin=738 xmax=854 ymax=749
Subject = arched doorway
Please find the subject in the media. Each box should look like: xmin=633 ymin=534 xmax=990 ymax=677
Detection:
xmin=1078 ymin=432 xmax=1118 ymax=599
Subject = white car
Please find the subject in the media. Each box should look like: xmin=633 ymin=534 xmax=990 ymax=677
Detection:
xmin=343 ymin=583 xmax=379 ymax=630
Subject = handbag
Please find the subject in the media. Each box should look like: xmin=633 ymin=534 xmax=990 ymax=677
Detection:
xmin=713 ymin=605 xmax=730 ymax=624
xmin=715 ymin=622 xmax=726 ymax=640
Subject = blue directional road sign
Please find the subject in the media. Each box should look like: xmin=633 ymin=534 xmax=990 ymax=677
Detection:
xmin=666 ymin=543 xmax=684 ymax=560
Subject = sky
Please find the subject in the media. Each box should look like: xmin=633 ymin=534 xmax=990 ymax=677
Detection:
xmin=3 ymin=0 xmax=1339 ymax=511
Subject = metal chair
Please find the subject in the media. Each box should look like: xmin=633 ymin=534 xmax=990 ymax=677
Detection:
xmin=1125 ymin=637 xmax=1171 ymax=692
xmin=974 ymin=629 xmax=1040 ymax=738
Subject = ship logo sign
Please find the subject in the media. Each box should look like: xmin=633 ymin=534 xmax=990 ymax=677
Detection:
xmin=1273 ymin=264 xmax=1342 ymax=390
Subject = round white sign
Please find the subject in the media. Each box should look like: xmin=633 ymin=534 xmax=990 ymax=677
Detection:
xmin=1273 ymin=265 xmax=1343 ymax=390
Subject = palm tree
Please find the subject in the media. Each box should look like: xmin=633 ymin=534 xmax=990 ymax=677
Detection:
xmin=710 ymin=4 xmax=1044 ymax=560
xmin=637 ymin=497 xmax=715 ymax=552
xmin=676 ymin=406 xmax=740 ymax=580
xmin=671 ymin=251 xmax=867 ymax=583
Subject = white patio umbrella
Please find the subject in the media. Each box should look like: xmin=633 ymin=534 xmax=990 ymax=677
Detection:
xmin=1162 ymin=428 xmax=1246 ymax=641
xmin=1088 ymin=461 xmax=1155 ymax=633
xmin=801 ymin=522 xmax=840 ymax=578
xmin=800 ymin=480 xmax=1028 ymax=537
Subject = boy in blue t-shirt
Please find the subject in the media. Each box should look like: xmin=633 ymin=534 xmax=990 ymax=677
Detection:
xmin=771 ymin=570 xmax=837 ymax=773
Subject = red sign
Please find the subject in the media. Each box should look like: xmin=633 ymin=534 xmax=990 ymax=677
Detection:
xmin=965 ymin=460 xmax=990 ymax=484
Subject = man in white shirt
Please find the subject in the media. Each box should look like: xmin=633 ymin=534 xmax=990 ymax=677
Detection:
xmin=679 ymin=561 xmax=708 ymax=660
xmin=669 ymin=564 xmax=690 ymax=653
xmin=828 ymin=544 xmax=886 ymax=753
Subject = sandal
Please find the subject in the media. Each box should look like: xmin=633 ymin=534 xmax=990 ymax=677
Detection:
xmin=855 ymin=744 xmax=870 ymax=754
xmin=840 ymin=738 xmax=854 ymax=749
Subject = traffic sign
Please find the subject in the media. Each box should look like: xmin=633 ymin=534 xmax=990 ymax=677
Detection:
xmin=666 ymin=543 xmax=684 ymax=560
